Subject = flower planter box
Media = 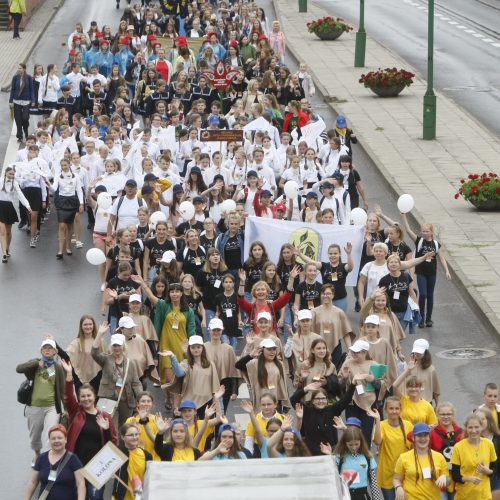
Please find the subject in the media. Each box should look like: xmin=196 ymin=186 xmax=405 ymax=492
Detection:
xmin=471 ymin=200 xmax=500 ymax=211
xmin=315 ymin=29 xmax=344 ymax=41
xmin=369 ymin=84 xmax=406 ymax=97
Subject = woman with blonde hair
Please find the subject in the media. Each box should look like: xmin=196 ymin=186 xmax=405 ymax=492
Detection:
xmin=242 ymin=79 xmax=265 ymax=115
xmin=476 ymin=408 xmax=500 ymax=498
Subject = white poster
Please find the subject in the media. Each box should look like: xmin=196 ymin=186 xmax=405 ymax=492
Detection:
xmin=82 ymin=441 xmax=128 ymax=489
xmin=243 ymin=216 xmax=365 ymax=286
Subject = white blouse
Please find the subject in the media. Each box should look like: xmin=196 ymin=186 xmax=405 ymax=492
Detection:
xmin=0 ymin=179 xmax=31 ymax=209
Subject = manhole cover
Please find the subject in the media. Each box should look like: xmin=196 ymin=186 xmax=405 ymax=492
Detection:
xmin=436 ymin=348 xmax=496 ymax=360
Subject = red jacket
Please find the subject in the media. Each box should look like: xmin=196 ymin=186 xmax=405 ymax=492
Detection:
xmin=283 ymin=111 xmax=309 ymax=132
xmin=64 ymin=380 xmax=117 ymax=452
xmin=253 ymin=189 xmax=278 ymax=218
xmin=238 ymin=291 xmax=292 ymax=333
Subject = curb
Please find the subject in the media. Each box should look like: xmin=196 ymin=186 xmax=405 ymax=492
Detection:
xmin=0 ymin=0 xmax=66 ymax=92
xmin=273 ymin=0 xmax=500 ymax=337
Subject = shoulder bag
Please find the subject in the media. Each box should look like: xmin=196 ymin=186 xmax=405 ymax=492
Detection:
xmin=96 ymin=358 xmax=130 ymax=416
xmin=38 ymin=451 xmax=74 ymax=500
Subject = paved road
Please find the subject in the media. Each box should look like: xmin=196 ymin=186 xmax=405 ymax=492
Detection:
xmin=316 ymin=0 xmax=500 ymax=136
xmin=2 ymin=0 xmax=499 ymax=498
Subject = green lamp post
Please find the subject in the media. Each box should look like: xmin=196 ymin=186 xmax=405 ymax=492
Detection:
xmin=354 ymin=0 xmax=366 ymax=67
xmin=423 ymin=0 xmax=436 ymax=140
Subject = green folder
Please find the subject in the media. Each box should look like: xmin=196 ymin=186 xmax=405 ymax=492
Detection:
xmin=366 ymin=364 xmax=387 ymax=391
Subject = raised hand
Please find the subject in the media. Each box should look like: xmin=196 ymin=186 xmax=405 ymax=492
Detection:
xmin=320 ymin=442 xmax=332 ymax=455
xmin=240 ymin=400 xmax=254 ymax=414
xmin=96 ymin=413 xmax=110 ymax=430
xmin=366 ymin=408 xmax=381 ymax=420
xmin=60 ymin=359 xmax=72 ymax=374
xmin=289 ymin=265 xmax=301 ymax=279
xmin=333 ymin=416 xmax=346 ymax=430
xmin=214 ymin=385 xmax=226 ymax=400
xmin=344 ymin=242 xmax=352 ymax=254
xmin=204 ymin=403 xmax=217 ymax=420
xmin=305 ymin=381 xmax=323 ymax=392
xmin=238 ymin=268 xmax=247 ymax=282
xmin=97 ymin=321 xmax=109 ymax=336
xmin=281 ymin=414 xmax=294 ymax=430
xmin=294 ymin=403 xmax=303 ymax=420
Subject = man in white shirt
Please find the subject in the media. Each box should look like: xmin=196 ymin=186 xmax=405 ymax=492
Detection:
xmin=252 ymin=148 xmax=277 ymax=193
xmin=107 ymin=179 xmax=142 ymax=240
xmin=65 ymin=63 xmax=85 ymax=98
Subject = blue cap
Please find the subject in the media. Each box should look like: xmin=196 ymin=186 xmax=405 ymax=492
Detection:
xmin=173 ymin=184 xmax=184 ymax=193
xmin=208 ymin=115 xmax=220 ymax=125
xmin=260 ymin=190 xmax=272 ymax=197
xmin=144 ymin=173 xmax=159 ymax=182
xmin=332 ymin=171 xmax=344 ymax=182
xmin=84 ymin=118 xmax=93 ymax=125
xmin=346 ymin=417 xmax=362 ymax=428
xmin=179 ymin=399 xmax=197 ymax=410
xmin=336 ymin=115 xmax=346 ymax=128
xmin=413 ymin=423 xmax=431 ymax=436
xmin=321 ymin=181 xmax=333 ymax=189
xmin=246 ymin=170 xmax=258 ymax=178
xmin=306 ymin=191 xmax=318 ymax=199
xmin=282 ymin=427 xmax=302 ymax=438
xmin=171 ymin=418 xmax=188 ymax=427
xmin=218 ymin=423 xmax=236 ymax=436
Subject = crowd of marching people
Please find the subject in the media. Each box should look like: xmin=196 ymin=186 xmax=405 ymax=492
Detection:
xmin=5 ymin=1 xmax=499 ymax=500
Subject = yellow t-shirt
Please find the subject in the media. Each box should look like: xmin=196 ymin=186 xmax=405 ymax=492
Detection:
xmin=401 ymin=394 xmax=438 ymax=425
xmin=245 ymin=412 xmax=284 ymax=441
xmin=394 ymin=449 xmax=448 ymax=500
xmin=451 ymin=438 xmax=497 ymax=500
xmin=126 ymin=415 xmax=161 ymax=461
xmin=172 ymin=447 xmax=196 ymax=462
xmin=377 ymin=419 xmax=414 ymax=489
xmin=188 ymin=421 xmax=214 ymax=452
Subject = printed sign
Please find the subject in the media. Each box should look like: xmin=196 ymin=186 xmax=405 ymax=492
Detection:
xmin=82 ymin=441 xmax=128 ymax=489
xmin=200 ymin=129 xmax=244 ymax=142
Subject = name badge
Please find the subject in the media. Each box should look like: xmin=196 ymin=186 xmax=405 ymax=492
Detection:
xmin=194 ymin=257 xmax=201 ymax=266
xmin=422 ymin=467 xmax=432 ymax=479
xmin=307 ymin=300 xmax=314 ymax=310
xmin=330 ymin=272 xmax=338 ymax=282
xmin=46 ymin=366 xmax=56 ymax=377
xmin=116 ymin=377 xmax=124 ymax=388
xmin=48 ymin=469 xmax=58 ymax=482
xmin=172 ymin=319 xmax=179 ymax=330
xmin=426 ymin=259 xmax=432 ymax=263
xmin=393 ymin=291 xmax=400 ymax=300
xmin=356 ymin=384 xmax=365 ymax=395
xmin=225 ymin=309 xmax=233 ymax=318
xmin=214 ymin=279 xmax=221 ymax=288
xmin=267 ymin=385 xmax=276 ymax=390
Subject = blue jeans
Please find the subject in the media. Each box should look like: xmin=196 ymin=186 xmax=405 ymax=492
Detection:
xmin=109 ymin=316 xmax=118 ymax=336
xmin=204 ymin=309 xmax=216 ymax=341
xmin=381 ymin=488 xmax=396 ymax=500
xmin=417 ymin=273 xmax=437 ymax=322
xmin=440 ymin=491 xmax=454 ymax=500
xmin=221 ymin=334 xmax=238 ymax=348
xmin=333 ymin=296 xmax=348 ymax=312
xmin=282 ymin=302 xmax=293 ymax=343
xmin=86 ymin=481 xmax=105 ymax=500
xmin=395 ymin=311 xmax=409 ymax=333
xmin=147 ymin=265 xmax=158 ymax=286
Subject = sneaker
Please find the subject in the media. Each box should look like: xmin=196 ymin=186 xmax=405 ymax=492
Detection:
xmin=71 ymin=237 xmax=76 ymax=244
xmin=426 ymin=320 xmax=434 ymax=327
xmin=34 ymin=231 xmax=40 ymax=242
xmin=2 ymin=255 xmax=7 ymax=263
xmin=418 ymin=321 xmax=425 ymax=329
xmin=354 ymin=303 xmax=361 ymax=312
xmin=56 ymin=253 xmax=63 ymax=260
xmin=75 ymin=241 xmax=83 ymax=249
xmin=30 ymin=239 xmax=36 ymax=248
xmin=18 ymin=221 xmax=26 ymax=230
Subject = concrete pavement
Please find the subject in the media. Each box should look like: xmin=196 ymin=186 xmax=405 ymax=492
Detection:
xmin=274 ymin=0 xmax=500 ymax=336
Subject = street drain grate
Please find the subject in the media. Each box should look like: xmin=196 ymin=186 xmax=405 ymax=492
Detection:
xmin=436 ymin=348 xmax=496 ymax=360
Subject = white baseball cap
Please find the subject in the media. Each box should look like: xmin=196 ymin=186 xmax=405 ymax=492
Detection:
xmin=188 ymin=335 xmax=204 ymax=346
xmin=161 ymin=250 xmax=176 ymax=264
xmin=40 ymin=339 xmax=56 ymax=349
xmin=297 ymin=309 xmax=313 ymax=321
xmin=349 ymin=340 xmax=370 ymax=353
xmin=257 ymin=311 xmax=272 ymax=322
xmin=118 ymin=316 xmax=136 ymax=329
xmin=364 ymin=314 xmax=380 ymax=326
xmin=209 ymin=318 xmax=224 ymax=330
xmin=412 ymin=338 xmax=430 ymax=354
xmin=110 ymin=334 xmax=126 ymax=346
xmin=129 ymin=294 xmax=142 ymax=303
xmin=260 ymin=338 xmax=277 ymax=349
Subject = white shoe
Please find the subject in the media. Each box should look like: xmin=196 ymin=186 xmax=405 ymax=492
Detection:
xmin=71 ymin=237 xmax=76 ymax=244
xmin=75 ymin=241 xmax=83 ymax=249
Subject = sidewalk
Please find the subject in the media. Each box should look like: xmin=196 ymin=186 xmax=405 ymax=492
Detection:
xmin=0 ymin=0 xmax=65 ymax=91
xmin=274 ymin=0 xmax=500 ymax=334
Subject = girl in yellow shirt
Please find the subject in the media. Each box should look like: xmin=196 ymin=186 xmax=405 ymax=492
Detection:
xmin=371 ymin=396 xmax=413 ymax=497
xmin=153 ymin=416 xmax=201 ymax=461
xmin=451 ymin=413 xmax=497 ymax=500
xmin=394 ymin=423 xmax=449 ymax=500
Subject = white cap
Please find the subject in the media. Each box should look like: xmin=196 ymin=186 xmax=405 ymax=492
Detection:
xmin=161 ymin=250 xmax=176 ymax=264
xmin=260 ymin=338 xmax=277 ymax=349
xmin=110 ymin=334 xmax=126 ymax=346
xmin=349 ymin=340 xmax=370 ymax=353
xmin=188 ymin=335 xmax=204 ymax=346
xmin=297 ymin=309 xmax=313 ymax=321
xmin=40 ymin=339 xmax=56 ymax=349
xmin=257 ymin=311 xmax=272 ymax=322
xmin=412 ymin=338 xmax=430 ymax=354
xmin=118 ymin=316 xmax=136 ymax=329
xmin=364 ymin=314 xmax=380 ymax=326
xmin=129 ymin=293 xmax=142 ymax=303
xmin=209 ymin=318 xmax=224 ymax=330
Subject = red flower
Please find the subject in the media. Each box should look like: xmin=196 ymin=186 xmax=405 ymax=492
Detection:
xmin=496 ymin=187 xmax=500 ymax=193
xmin=460 ymin=179 xmax=465 ymax=184
xmin=454 ymin=193 xmax=460 ymax=199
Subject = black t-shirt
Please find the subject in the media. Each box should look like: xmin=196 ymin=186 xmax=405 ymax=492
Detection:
xmin=267 ymin=287 xmax=280 ymax=302
xmin=200 ymin=234 xmax=216 ymax=253
xmin=130 ymin=240 xmax=144 ymax=266
xmin=137 ymin=223 xmax=153 ymax=241
xmin=386 ymin=240 xmax=412 ymax=261
xmin=277 ymin=262 xmax=301 ymax=292
xmin=295 ymin=281 xmax=322 ymax=310
xmin=106 ymin=264 xmax=138 ymax=282
xmin=74 ymin=413 xmax=103 ymax=465
xmin=320 ymin=262 xmax=349 ymax=299
xmin=215 ymin=291 xmax=240 ymax=336
xmin=178 ymin=246 xmax=206 ymax=277
xmin=224 ymin=235 xmax=242 ymax=270
xmin=145 ymin=238 xmax=176 ymax=268
xmin=107 ymin=246 xmax=138 ymax=266
xmin=414 ymin=236 xmax=440 ymax=276
xmin=341 ymin=169 xmax=361 ymax=207
xmin=243 ymin=262 xmax=264 ymax=293
xmin=378 ymin=271 xmax=412 ymax=313
xmin=107 ymin=276 xmax=140 ymax=317
xmin=360 ymin=230 xmax=386 ymax=270
xmin=176 ymin=220 xmax=204 ymax=237
xmin=185 ymin=293 xmax=202 ymax=318
xmin=196 ymin=269 xmax=224 ymax=310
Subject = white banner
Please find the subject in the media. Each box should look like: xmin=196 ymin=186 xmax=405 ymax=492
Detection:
xmin=243 ymin=217 xmax=365 ymax=286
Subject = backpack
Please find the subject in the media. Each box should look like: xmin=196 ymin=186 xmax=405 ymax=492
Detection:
xmin=416 ymin=237 xmax=440 ymax=256
xmin=433 ymin=427 xmax=462 ymax=461
xmin=114 ymin=194 xmax=143 ymax=230
xmin=320 ymin=191 xmax=348 ymax=223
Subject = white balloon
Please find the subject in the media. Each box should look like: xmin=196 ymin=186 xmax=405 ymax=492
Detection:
xmin=397 ymin=194 xmax=415 ymax=214
xmin=221 ymin=199 xmax=236 ymax=213
xmin=86 ymin=248 xmax=106 ymax=266
xmin=150 ymin=211 xmax=167 ymax=225
xmin=350 ymin=207 xmax=368 ymax=225
xmin=284 ymin=180 xmax=299 ymax=199
xmin=96 ymin=192 xmax=112 ymax=210
xmin=179 ymin=201 xmax=195 ymax=221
